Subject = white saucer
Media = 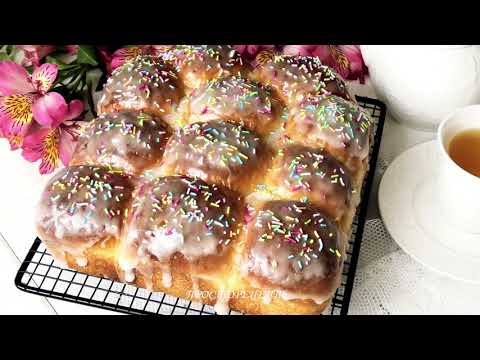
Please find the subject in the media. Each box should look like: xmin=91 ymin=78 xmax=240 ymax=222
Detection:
xmin=379 ymin=140 xmax=480 ymax=284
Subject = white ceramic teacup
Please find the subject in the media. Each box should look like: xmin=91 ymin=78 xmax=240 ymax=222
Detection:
xmin=437 ymin=105 xmax=480 ymax=234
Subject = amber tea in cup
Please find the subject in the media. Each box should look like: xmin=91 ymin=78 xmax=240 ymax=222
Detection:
xmin=448 ymin=129 xmax=480 ymax=177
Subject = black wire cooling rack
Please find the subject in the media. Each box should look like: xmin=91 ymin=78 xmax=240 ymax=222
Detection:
xmin=15 ymin=96 xmax=386 ymax=315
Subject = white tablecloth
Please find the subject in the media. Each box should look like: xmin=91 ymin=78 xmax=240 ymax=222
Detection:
xmin=1 ymin=80 xmax=478 ymax=314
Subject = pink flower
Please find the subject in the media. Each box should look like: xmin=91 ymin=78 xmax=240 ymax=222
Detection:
xmin=334 ymin=45 xmax=368 ymax=83
xmin=16 ymin=45 xmax=55 ymax=67
xmin=282 ymin=45 xmax=368 ymax=83
xmin=0 ymin=61 xmax=59 ymax=139
xmin=111 ymin=45 xmax=172 ymax=70
xmin=97 ymin=46 xmax=113 ymax=74
xmin=282 ymin=45 xmax=318 ymax=56
xmin=21 ymin=95 xmax=84 ymax=174
xmin=65 ymin=45 xmax=79 ymax=55
xmin=233 ymin=45 xmax=275 ymax=60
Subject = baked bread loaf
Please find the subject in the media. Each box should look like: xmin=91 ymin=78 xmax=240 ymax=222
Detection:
xmin=35 ymin=49 xmax=373 ymax=315
xmin=97 ymin=55 xmax=184 ymax=129
xmin=252 ymin=51 xmax=353 ymax=107
xmin=71 ymin=111 xmax=171 ymax=175
xmin=286 ymin=94 xmax=372 ymax=176
xmin=183 ymin=76 xmax=282 ymax=136
xmin=155 ymin=119 xmax=271 ymax=195
xmin=159 ymin=45 xmax=249 ymax=91
xmin=35 ymin=165 xmax=136 ymax=279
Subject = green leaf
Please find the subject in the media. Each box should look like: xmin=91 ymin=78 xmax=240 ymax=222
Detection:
xmin=46 ymin=55 xmax=78 ymax=70
xmin=77 ymin=46 xmax=98 ymax=66
xmin=86 ymin=68 xmax=102 ymax=93
xmin=0 ymin=53 xmax=10 ymax=61
xmin=86 ymin=68 xmax=102 ymax=118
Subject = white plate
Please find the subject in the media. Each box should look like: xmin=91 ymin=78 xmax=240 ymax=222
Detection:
xmin=379 ymin=140 xmax=480 ymax=284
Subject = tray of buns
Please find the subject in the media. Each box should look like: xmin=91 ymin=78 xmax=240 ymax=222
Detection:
xmin=15 ymin=46 xmax=386 ymax=315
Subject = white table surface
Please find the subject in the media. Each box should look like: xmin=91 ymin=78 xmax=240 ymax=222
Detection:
xmin=0 ymin=80 xmax=437 ymax=315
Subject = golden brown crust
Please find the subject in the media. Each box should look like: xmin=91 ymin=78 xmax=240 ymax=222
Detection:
xmin=64 ymin=236 xmax=119 ymax=280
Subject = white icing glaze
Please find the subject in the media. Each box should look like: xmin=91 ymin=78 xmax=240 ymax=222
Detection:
xmin=214 ymin=289 xmax=231 ymax=315
xmin=289 ymin=95 xmax=372 ymax=161
xmin=146 ymin=228 xmax=185 ymax=261
xmin=241 ymin=243 xmax=327 ymax=285
xmin=187 ymin=76 xmax=275 ymax=134
xmin=40 ymin=203 xmax=120 ymax=240
xmin=254 ymin=54 xmax=352 ymax=106
xmin=240 ymin=201 xmax=343 ymax=289
xmin=75 ymin=111 xmax=171 ymax=174
xmin=75 ymin=256 xmax=88 ymax=267
xmin=278 ymin=290 xmax=330 ymax=306
xmin=124 ymin=269 xmax=135 ymax=283
xmin=161 ymin=120 xmax=264 ymax=192
xmin=191 ymin=276 xmax=201 ymax=299
xmin=97 ymin=55 xmax=181 ymax=117
xmin=36 ymin=166 xmax=134 ymax=271
xmin=161 ymin=264 xmax=172 ymax=288
xmin=266 ymin=145 xmax=352 ymax=220
xmin=263 ymin=289 xmax=273 ymax=305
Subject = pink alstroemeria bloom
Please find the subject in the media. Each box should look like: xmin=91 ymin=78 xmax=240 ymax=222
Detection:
xmin=111 ymin=45 xmax=172 ymax=70
xmin=233 ymin=45 xmax=275 ymax=60
xmin=282 ymin=45 xmax=368 ymax=83
xmin=16 ymin=45 xmax=56 ymax=67
xmin=97 ymin=46 xmax=113 ymax=75
xmin=21 ymin=95 xmax=84 ymax=174
xmin=0 ymin=61 xmax=59 ymax=142
xmin=65 ymin=45 xmax=80 ymax=55
xmin=283 ymin=45 xmax=318 ymax=56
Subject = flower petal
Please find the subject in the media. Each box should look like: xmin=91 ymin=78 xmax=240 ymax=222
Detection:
xmin=17 ymin=45 xmax=55 ymax=68
xmin=111 ymin=47 xmax=143 ymax=70
xmin=310 ymin=45 xmax=331 ymax=60
xmin=234 ymin=45 xmax=275 ymax=60
xmin=39 ymin=128 xmax=60 ymax=174
xmin=22 ymin=127 xmax=60 ymax=174
xmin=65 ymin=99 xmax=84 ymax=121
xmin=283 ymin=45 xmax=318 ymax=56
xmin=59 ymin=130 xmax=76 ymax=166
xmin=150 ymin=45 xmax=174 ymax=56
xmin=97 ymin=46 xmax=113 ymax=75
xmin=66 ymin=45 xmax=79 ymax=55
xmin=254 ymin=49 xmax=276 ymax=67
xmin=0 ymin=61 xmax=34 ymax=96
xmin=233 ymin=45 xmax=247 ymax=54
xmin=8 ymin=134 xmax=24 ymax=150
xmin=32 ymin=63 xmax=58 ymax=93
xmin=21 ymin=127 xmax=49 ymax=163
xmin=32 ymin=92 xmax=68 ymax=128
xmin=0 ymin=95 xmax=34 ymax=136
xmin=338 ymin=45 xmax=368 ymax=82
